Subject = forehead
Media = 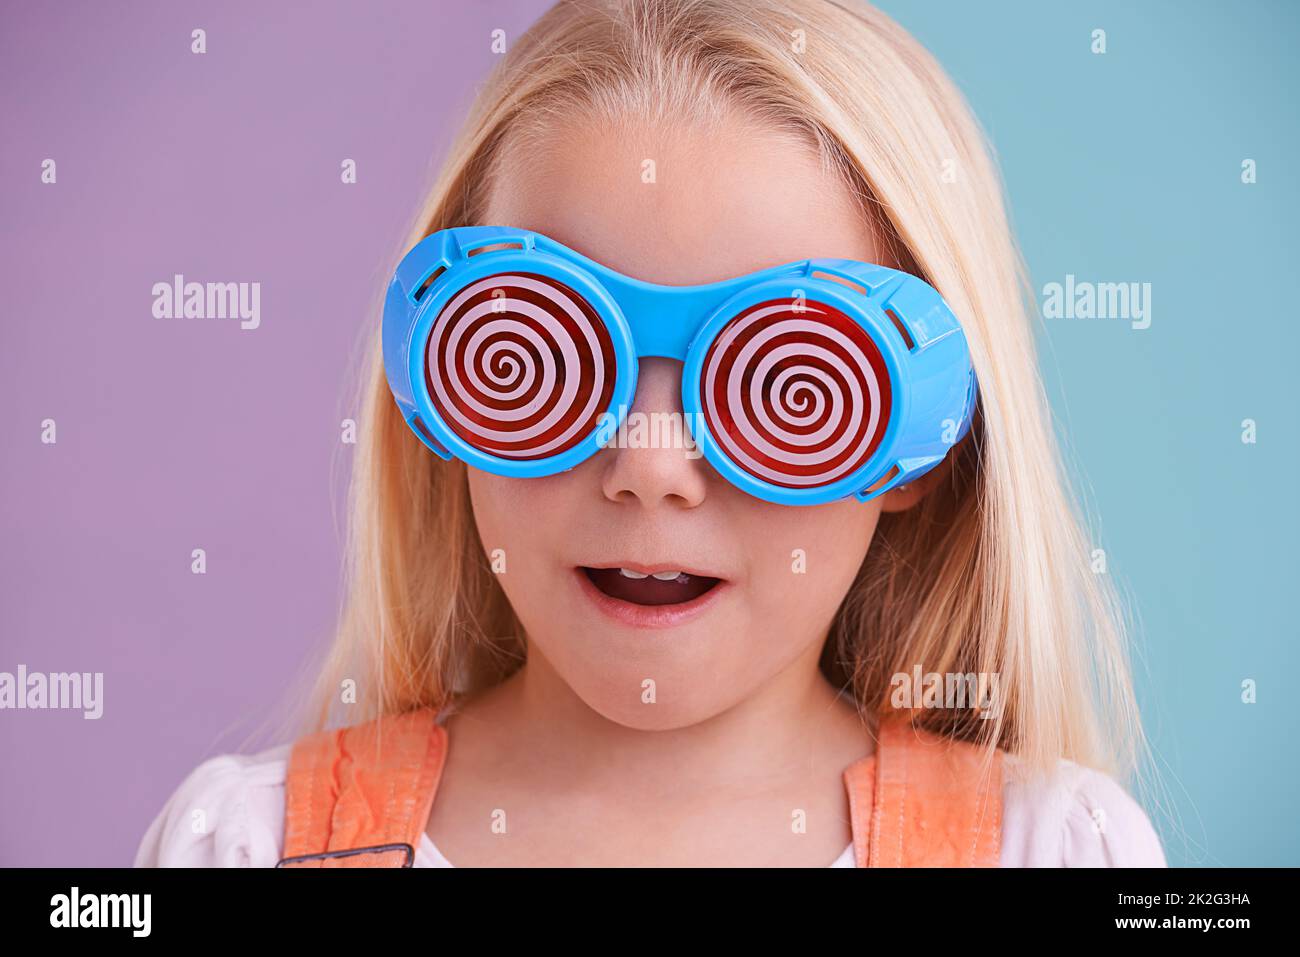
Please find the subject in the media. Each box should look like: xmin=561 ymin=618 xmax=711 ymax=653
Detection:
xmin=481 ymin=112 xmax=886 ymax=286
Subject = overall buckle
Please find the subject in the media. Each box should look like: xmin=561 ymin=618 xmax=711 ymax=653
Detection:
xmin=275 ymin=842 xmax=415 ymax=868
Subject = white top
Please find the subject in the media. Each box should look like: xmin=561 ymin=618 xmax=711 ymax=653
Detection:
xmin=134 ymin=742 xmax=1167 ymax=867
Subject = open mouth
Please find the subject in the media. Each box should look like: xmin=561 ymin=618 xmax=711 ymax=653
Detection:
xmin=580 ymin=566 xmax=723 ymax=606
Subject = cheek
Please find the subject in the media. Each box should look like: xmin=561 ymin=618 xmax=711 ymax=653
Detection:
xmin=738 ymin=496 xmax=882 ymax=630
xmin=466 ymin=467 xmax=574 ymax=580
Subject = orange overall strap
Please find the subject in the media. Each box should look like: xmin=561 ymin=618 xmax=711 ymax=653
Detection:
xmin=843 ymin=715 xmax=1003 ymax=867
xmin=279 ymin=707 xmax=448 ymax=868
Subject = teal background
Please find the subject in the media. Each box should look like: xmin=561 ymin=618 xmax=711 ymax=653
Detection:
xmin=878 ymin=0 xmax=1300 ymax=866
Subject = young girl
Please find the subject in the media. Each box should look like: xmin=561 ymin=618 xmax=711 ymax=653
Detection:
xmin=137 ymin=0 xmax=1165 ymax=868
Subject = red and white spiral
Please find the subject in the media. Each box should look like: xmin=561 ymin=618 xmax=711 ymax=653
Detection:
xmin=700 ymin=298 xmax=892 ymax=489
xmin=425 ymin=272 xmax=616 ymax=459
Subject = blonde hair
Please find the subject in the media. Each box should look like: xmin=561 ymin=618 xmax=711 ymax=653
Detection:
xmin=307 ymin=0 xmax=1144 ymax=778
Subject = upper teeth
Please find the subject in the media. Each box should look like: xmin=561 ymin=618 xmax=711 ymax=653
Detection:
xmin=619 ymin=568 xmax=682 ymax=581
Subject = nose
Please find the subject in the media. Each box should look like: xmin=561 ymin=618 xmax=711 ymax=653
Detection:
xmin=599 ymin=358 xmax=710 ymax=509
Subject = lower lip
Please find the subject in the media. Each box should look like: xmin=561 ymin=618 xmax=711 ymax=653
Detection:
xmin=573 ymin=568 xmax=730 ymax=630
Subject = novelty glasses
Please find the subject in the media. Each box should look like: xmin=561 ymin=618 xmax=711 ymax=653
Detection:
xmin=382 ymin=226 xmax=977 ymax=506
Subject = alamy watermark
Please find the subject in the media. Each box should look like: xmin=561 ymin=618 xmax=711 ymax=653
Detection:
xmin=596 ymin=406 xmax=705 ymax=458
xmin=889 ymin=666 xmax=1001 ymax=719
xmin=0 ymin=665 xmax=103 ymax=719
xmin=1042 ymin=274 xmax=1151 ymax=330
xmin=152 ymin=274 xmax=261 ymax=330
xmin=50 ymin=887 xmax=150 ymax=937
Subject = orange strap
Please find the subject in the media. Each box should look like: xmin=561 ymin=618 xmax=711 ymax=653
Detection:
xmin=843 ymin=715 xmax=1003 ymax=867
xmin=279 ymin=707 xmax=1001 ymax=868
xmin=279 ymin=707 xmax=447 ymax=868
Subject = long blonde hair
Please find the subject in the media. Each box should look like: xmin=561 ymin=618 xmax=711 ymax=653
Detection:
xmin=307 ymin=0 xmax=1143 ymax=778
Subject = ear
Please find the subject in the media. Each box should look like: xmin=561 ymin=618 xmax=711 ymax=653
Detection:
xmin=878 ymin=461 xmax=947 ymax=513
xmin=879 ymin=480 xmax=925 ymax=513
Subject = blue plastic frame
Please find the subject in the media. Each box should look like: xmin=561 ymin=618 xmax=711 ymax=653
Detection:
xmin=382 ymin=225 xmax=977 ymax=506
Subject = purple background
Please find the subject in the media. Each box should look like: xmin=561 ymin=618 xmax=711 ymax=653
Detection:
xmin=0 ymin=0 xmax=550 ymax=866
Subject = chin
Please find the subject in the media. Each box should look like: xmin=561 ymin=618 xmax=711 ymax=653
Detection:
xmin=537 ymin=635 xmax=749 ymax=731
xmin=573 ymin=684 xmax=736 ymax=732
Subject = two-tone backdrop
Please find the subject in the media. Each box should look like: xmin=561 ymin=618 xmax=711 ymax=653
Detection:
xmin=1 ymin=0 xmax=1297 ymax=866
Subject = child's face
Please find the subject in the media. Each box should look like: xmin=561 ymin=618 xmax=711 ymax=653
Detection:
xmin=471 ymin=113 xmax=911 ymax=728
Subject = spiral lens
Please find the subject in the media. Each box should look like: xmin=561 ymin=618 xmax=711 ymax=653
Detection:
xmin=425 ymin=272 xmax=617 ymax=460
xmin=699 ymin=298 xmax=891 ymax=490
